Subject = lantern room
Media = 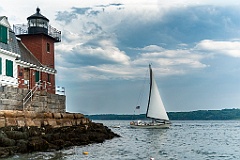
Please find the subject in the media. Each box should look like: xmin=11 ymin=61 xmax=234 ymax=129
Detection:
xmin=27 ymin=7 xmax=49 ymax=35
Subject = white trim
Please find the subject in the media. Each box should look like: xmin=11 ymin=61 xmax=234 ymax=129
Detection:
xmin=0 ymin=75 xmax=18 ymax=87
xmin=0 ymin=16 xmax=11 ymax=28
xmin=0 ymin=48 xmax=20 ymax=58
xmin=16 ymin=60 xmax=56 ymax=74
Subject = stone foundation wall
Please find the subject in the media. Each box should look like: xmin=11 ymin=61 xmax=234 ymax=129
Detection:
xmin=0 ymin=86 xmax=65 ymax=113
xmin=0 ymin=110 xmax=90 ymax=128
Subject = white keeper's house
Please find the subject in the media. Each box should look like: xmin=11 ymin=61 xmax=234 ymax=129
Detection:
xmin=0 ymin=16 xmax=20 ymax=87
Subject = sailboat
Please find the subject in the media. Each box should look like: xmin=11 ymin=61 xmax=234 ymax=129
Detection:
xmin=130 ymin=65 xmax=171 ymax=129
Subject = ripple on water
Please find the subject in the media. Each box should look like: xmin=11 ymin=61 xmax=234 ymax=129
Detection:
xmin=4 ymin=120 xmax=240 ymax=160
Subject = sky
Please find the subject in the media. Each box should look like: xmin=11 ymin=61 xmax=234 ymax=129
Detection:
xmin=1 ymin=0 xmax=240 ymax=114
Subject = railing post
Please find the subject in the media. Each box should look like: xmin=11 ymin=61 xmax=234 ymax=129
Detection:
xmin=22 ymin=80 xmax=43 ymax=111
xmin=31 ymin=90 xmax=32 ymax=102
xmin=22 ymin=99 xmax=24 ymax=111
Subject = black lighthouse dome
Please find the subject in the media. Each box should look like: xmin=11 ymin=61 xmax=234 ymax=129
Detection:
xmin=27 ymin=7 xmax=49 ymax=34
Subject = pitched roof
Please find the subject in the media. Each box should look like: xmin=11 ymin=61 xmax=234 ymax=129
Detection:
xmin=0 ymin=16 xmax=11 ymax=28
xmin=0 ymin=16 xmax=4 ymax=21
xmin=0 ymin=29 xmax=21 ymax=55
xmin=17 ymin=40 xmax=43 ymax=67
xmin=27 ymin=7 xmax=49 ymax=22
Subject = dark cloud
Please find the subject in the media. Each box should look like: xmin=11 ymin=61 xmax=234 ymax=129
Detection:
xmin=82 ymin=22 xmax=103 ymax=35
xmin=115 ymin=5 xmax=240 ymax=51
xmin=55 ymin=7 xmax=100 ymax=24
xmin=109 ymin=3 xmax=123 ymax=7
xmin=55 ymin=11 xmax=77 ymax=23
xmin=96 ymin=3 xmax=123 ymax=8
xmin=72 ymin=7 xmax=91 ymax=15
xmin=72 ymin=7 xmax=101 ymax=16
xmin=88 ymin=10 xmax=100 ymax=16
xmin=65 ymin=51 xmax=118 ymax=66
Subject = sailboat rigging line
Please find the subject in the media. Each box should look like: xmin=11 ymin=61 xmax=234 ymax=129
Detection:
xmin=135 ymin=67 xmax=149 ymax=110
xmin=131 ymin=67 xmax=148 ymax=121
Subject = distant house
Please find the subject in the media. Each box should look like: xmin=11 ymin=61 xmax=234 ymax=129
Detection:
xmin=0 ymin=8 xmax=61 ymax=94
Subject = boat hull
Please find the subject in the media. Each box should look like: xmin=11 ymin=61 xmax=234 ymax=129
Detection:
xmin=130 ymin=122 xmax=170 ymax=129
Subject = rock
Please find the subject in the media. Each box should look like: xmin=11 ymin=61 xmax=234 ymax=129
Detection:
xmin=0 ymin=121 xmax=120 ymax=158
xmin=0 ymin=146 xmax=18 ymax=158
xmin=5 ymin=131 xmax=28 ymax=140
xmin=16 ymin=139 xmax=28 ymax=153
xmin=0 ymin=132 xmax=16 ymax=147
xmin=28 ymin=137 xmax=49 ymax=152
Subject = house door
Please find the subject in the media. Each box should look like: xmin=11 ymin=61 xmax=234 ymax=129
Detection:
xmin=35 ymin=71 xmax=40 ymax=83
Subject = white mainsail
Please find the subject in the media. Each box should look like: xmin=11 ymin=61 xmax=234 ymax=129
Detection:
xmin=146 ymin=66 xmax=169 ymax=121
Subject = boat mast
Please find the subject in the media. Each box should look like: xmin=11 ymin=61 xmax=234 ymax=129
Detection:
xmin=146 ymin=64 xmax=153 ymax=119
xmin=145 ymin=64 xmax=169 ymax=122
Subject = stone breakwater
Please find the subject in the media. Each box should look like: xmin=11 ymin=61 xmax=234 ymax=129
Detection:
xmin=0 ymin=110 xmax=120 ymax=158
xmin=0 ymin=110 xmax=88 ymax=128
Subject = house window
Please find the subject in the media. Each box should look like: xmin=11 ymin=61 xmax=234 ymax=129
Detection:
xmin=6 ymin=59 xmax=13 ymax=77
xmin=47 ymin=74 xmax=51 ymax=82
xmin=46 ymin=43 xmax=50 ymax=52
xmin=0 ymin=58 xmax=2 ymax=75
xmin=35 ymin=71 xmax=40 ymax=82
xmin=0 ymin=25 xmax=8 ymax=44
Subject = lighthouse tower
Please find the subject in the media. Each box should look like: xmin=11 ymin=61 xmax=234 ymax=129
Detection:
xmin=16 ymin=7 xmax=61 ymax=93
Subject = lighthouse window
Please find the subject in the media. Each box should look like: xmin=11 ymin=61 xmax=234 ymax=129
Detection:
xmin=47 ymin=74 xmax=51 ymax=82
xmin=0 ymin=25 xmax=8 ymax=44
xmin=47 ymin=43 xmax=50 ymax=52
xmin=29 ymin=19 xmax=36 ymax=27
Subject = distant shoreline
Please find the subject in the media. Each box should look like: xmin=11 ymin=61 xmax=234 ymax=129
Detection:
xmin=86 ymin=108 xmax=240 ymax=120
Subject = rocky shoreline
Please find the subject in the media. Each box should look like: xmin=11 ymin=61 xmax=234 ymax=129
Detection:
xmin=0 ymin=121 xmax=120 ymax=158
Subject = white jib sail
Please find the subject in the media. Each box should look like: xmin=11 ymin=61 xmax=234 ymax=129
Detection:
xmin=146 ymin=71 xmax=169 ymax=121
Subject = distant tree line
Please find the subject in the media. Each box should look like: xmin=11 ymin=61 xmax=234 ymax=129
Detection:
xmin=168 ymin=108 xmax=240 ymax=120
xmin=86 ymin=108 xmax=240 ymax=120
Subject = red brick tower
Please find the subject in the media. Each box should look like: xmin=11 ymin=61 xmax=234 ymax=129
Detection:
xmin=17 ymin=8 xmax=61 ymax=93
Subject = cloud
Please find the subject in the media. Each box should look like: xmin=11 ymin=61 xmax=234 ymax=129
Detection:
xmin=55 ymin=11 xmax=77 ymax=24
xmin=72 ymin=7 xmax=92 ymax=15
xmin=113 ymin=5 xmax=240 ymax=50
xmin=55 ymin=7 xmax=100 ymax=24
xmin=139 ymin=45 xmax=165 ymax=52
xmin=96 ymin=3 xmax=124 ymax=9
xmin=132 ymin=46 xmax=208 ymax=76
xmin=54 ymin=3 xmax=240 ymax=83
xmin=72 ymin=40 xmax=130 ymax=65
xmin=195 ymin=40 xmax=240 ymax=58
xmin=56 ymin=42 xmax=209 ymax=82
xmin=109 ymin=3 xmax=123 ymax=7
xmin=56 ymin=38 xmax=130 ymax=68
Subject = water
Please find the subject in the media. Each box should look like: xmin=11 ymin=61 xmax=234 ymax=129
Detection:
xmin=5 ymin=120 xmax=240 ymax=160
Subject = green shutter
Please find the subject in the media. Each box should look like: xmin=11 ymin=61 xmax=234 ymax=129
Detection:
xmin=0 ymin=25 xmax=7 ymax=44
xmin=0 ymin=58 xmax=2 ymax=75
xmin=35 ymin=71 xmax=40 ymax=82
xmin=6 ymin=59 xmax=13 ymax=77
